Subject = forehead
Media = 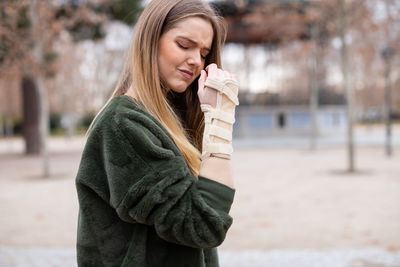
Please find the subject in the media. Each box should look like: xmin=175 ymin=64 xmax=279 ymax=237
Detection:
xmin=164 ymin=16 xmax=214 ymax=47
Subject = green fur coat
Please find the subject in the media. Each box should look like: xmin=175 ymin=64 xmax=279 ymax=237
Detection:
xmin=75 ymin=95 xmax=235 ymax=267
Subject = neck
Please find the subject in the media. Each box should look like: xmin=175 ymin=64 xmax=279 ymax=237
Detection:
xmin=124 ymin=85 xmax=138 ymax=100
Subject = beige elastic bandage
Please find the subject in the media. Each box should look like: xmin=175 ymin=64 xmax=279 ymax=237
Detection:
xmin=201 ymin=77 xmax=239 ymax=160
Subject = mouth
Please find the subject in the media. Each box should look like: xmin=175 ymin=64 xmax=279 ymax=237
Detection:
xmin=178 ymin=69 xmax=194 ymax=79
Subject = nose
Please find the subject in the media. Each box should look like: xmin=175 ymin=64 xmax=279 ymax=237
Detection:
xmin=187 ymin=50 xmax=202 ymax=68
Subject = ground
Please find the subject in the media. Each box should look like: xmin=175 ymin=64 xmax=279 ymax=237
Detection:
xmin=0 ymin=129 xmax=399 ymax=266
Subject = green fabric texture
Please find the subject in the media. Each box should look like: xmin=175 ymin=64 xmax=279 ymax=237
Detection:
xmin=75 ymin=95 xmax=235 ymax=267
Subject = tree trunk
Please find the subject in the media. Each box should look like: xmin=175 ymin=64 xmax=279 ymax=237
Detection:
xmin=383 ymin=0 xmax=393 ymax=157
xmin=0 ymin=110 xmax=3 ymax=138
xmin=338 ymin=0 xmax=355 ymax=172
xmin=36 ymin=74 xmax=50 ymax=177
xmin=309 ymin=24 xmax=320 ymax=150
xmin=22 ymin=76 xmax=41 ymax=154
xmin=30 ymin=0 xmax=50 ymax=177
xmin=383 ymin=48 xmax=393 ymax=156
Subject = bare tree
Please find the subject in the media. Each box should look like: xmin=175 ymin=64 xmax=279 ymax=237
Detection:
xmin=0 ymin=0 xmax=136 ymax=177
xmin=309 ymin=24 xmax=320 ymax=150
xmin=381 ymin=0 xmax=397 ymax=156
xmin=29 ymin=0 xmax=50 ymax=176
xmin=338 ymin=0 xmax=356 ymax=172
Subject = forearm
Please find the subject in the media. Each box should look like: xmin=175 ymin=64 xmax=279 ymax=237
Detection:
xmin=197 ymin=64 xmax=238 ymax=190
xmin=199 ymin=157 xmax=234 ymax=189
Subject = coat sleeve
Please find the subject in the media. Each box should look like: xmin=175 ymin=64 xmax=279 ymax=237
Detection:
xmin=102 ymin=110 xmax=235 ymax=249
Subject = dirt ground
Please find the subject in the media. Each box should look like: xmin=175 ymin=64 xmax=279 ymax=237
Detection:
xmin=0 ymin=136 xmax=399 ymax=253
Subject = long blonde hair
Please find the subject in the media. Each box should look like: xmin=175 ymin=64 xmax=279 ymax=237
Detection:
xmin=88 ymin=0 xmax=226 ymax=176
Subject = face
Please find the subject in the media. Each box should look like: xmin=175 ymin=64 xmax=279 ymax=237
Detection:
xmin=158 ymin=16 xmax=214 ymax=93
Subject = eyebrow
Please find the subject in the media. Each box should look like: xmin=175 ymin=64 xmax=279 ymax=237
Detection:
xmin=177 ymin=36 xmax=211 ymax=52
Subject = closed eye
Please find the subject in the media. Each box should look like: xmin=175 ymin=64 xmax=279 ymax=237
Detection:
xmin=177 ymin=41 xmax=207 ymax=60
xmin=176 ymin=42 xmax=188 ymax=49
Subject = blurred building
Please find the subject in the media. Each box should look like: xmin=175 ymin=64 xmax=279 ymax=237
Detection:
xmin=234 ymin=105 xmax=346 ymax=137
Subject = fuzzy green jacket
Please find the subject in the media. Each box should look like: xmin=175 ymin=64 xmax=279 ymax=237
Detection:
xmin=75 ymin=95 xmax=235 ymax=267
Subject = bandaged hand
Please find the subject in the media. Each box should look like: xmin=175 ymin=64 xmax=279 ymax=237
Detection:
xmin=197 ymin=64 xmax=239 ymax=160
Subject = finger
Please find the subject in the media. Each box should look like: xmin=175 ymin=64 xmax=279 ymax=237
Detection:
xmin=206 ymin=64 xmax=218 ymax=78
xmin=223 ymin=70 xmax=230 ymax=79
xmin=198 ymin=70 xmax=207 ymax=89
xmin=197 ymin=70 xmax=205 ymax=95
xmin=216 ymin=69 xmax=224 ymax=79
xmin=197 ymin=84 xmax=204 ymax=98
xmin=205 ymin=63 xmax=217 ymax=72
xmin=200 ymin=69 xmax=207 ymax=82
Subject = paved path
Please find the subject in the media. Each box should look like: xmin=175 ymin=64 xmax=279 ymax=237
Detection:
xmin=1 ymin=247 xmax=400 ymax=267
xmin=0 ymin=127 xmax=399 ymax=267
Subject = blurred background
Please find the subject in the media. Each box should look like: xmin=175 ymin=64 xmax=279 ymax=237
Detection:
xmin=0 ymin=0 xmax=399 ymax=266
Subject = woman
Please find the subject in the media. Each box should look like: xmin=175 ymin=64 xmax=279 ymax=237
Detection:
xmin=75 ymin=0 xmax=239 ymax=266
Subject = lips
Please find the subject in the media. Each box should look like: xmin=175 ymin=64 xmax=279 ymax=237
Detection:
xmin=178 ymin=69 xmax=194 ymax=79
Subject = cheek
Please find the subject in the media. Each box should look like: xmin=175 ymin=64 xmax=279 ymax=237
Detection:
xmin=160 ymin=49 xmax=180 ymax=71
xmin=158 ymin=40 xmax=172 ymax=69
xmin=158 ymin=53 xmax=173 ymax=79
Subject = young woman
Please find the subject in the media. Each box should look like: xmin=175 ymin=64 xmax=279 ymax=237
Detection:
xmin=75 ymin=0 xmax=239 ymax=266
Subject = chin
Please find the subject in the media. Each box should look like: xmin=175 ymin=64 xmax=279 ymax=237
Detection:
xmin=171 ymin=88 xmax=187 ymax=93
xmin=170 ymin=82 xmax=190 ymax=93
